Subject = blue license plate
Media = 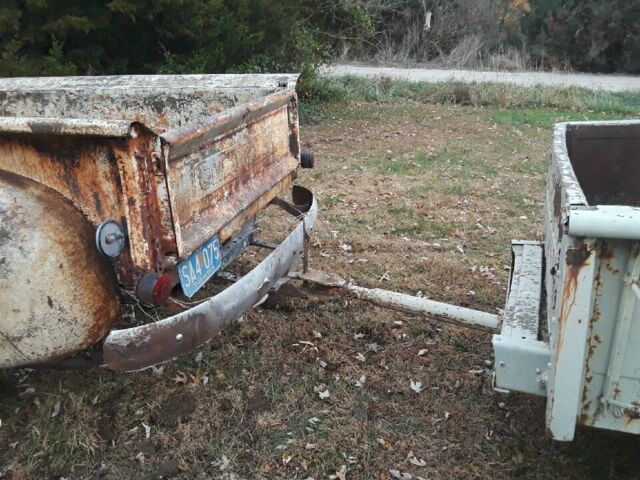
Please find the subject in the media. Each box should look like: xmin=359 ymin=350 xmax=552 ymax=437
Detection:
xmin=178 ymin=235 xmax=222 ymax=298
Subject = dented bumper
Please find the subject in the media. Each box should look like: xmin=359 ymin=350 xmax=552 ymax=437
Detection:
xmin=101 ymin=187 xmax=317 ymax=371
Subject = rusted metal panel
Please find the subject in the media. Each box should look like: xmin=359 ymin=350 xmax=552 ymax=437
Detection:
xmin=0 ymin=127 xmax=166 ymax=284
xmin=546 ymin=238 xmax=599 ymax=440
xmin=0 ymin=170 xmax=120 ymax=368
xmin=0 ymin=74 xmax=300 ymax=286
xmin=160 ymin=91 xmax=300 ymax=257
xmin=0 ymin=117 xmax=135 ymax=137
xmin=0 ymin=74 xmax=298 ymax=134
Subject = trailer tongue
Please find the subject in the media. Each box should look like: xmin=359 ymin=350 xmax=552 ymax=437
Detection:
xmin=292 ymin=269 xmax=499 ymax=331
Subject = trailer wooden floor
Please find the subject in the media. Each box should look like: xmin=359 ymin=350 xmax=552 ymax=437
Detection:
xmin=2 ymin=100 xmax=639 ymax=479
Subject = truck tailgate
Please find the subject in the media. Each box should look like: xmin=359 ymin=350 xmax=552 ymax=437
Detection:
xmin=160 ymin=90 xmax=300 ymax=257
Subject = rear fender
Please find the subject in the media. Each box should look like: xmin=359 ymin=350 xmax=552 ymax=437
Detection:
xmin=0 ymin=170 xmax=121 ymax=368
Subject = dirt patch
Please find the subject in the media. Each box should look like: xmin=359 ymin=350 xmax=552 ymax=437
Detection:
xmin=246 ymin=388 xmax=271 ymax=415
xmin=147 ymin=458 xmax=180 ymax=480
xmin=152 ymin=391 xmax=197 ymax=427
xmin=96 ymin=408 xmax=117 ymax=443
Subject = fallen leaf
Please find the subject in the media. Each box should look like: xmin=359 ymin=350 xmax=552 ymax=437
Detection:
xmin=216 ymin=455 xmax=230 ymax=471
xmin=407 ymin=452 xmax=427 ymax=467
xmin=368 ymin=342 xmax=381 ymax=352
xmin=377 ymin=438 xmax=392 ymax=450
xmin=51 ymin=400 xmax=61 ymax=418
xmin=417 ymin=349 xmax=428 ymax=356
xmin=173 ymin=371 xmax=188 ymax=384
xmin=355 ymin=352 xmax=366 ymax=362
xmin=389 ymin=469 xmax=414 ymax=479
xmin=410 ymin=380 xmax=423 ymax=394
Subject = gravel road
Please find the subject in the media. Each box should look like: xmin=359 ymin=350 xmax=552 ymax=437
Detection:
xmin=323 ymin=64 xmax=640 ymax=92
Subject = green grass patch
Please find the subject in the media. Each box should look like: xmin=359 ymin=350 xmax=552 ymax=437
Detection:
xmin=491 ymin=108 xmax=624 ymax=129
xmin=300 ymin=75 xmax=640 ymax=123
xmin=321 ymin=193 xmax=346 ymax=209
xmin=376 ymin=149 xmax=460 ymax=175
xmin=393 ymin=220 xmax=450 ymax=236
xmin=387 ymin=205 xmax=451 ymax=236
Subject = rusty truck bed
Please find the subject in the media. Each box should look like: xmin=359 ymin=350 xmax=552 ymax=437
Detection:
xmin=0 ymin=74 xmax=301 ymax=284
xmin=0 ymin=74 xmax=314 ymax=370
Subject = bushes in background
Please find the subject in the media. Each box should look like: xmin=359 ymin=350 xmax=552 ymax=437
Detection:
xmin=0 ymin=0 xmax=370 ymax=77
xmin=0 ymin=0 xmax=638 ymax=78
xmin=524 ymin=0 xmax=640 ymax=73
xmin=349 ymin=0 xmax=640 ymax=74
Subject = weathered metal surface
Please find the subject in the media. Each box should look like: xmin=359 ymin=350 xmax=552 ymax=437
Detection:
xmin=292 ymin=269 xmax=499 ymax=331
xmin=101 ymin=187 xmax=317 ymax=371
xmin=0 ymin=73 xmax=304 ymax=367
xmin=0 ymin=74 xmax=300 ymax=290
xmin=0 ymin=74 xmax=298 ymax=134
xmin=0 ymin=121 xmax=167 ymax=285
xmin=0 ymin=117 xmax=136 ymax=137
xmin=493 ymin=241 xmax=550 ymax=397
xmin=160 ymin=90 xmax=300 ymax=257
xmin=0 ymin=170 xmax=120 ymax=368
xmin=568 ymin=206 xmax=640 ymax=240
xmin=500 ymin=241 xmax=544 ymax=340
xmin=542 ymin=120 xmax=640 ymax=440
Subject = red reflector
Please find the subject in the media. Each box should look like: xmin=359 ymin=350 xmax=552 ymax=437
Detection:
xmin=136 ymin=272 xmax=173 ymax=306
xmin=152 ymin=273 xmax=173 ymax=306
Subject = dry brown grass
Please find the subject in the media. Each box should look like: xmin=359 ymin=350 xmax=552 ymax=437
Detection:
xmin=2 ymin=100 xmax=640 ymax=479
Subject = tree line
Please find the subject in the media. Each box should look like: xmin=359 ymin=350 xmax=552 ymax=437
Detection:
xmin=0 ymin=0 xmax=637 ymax=78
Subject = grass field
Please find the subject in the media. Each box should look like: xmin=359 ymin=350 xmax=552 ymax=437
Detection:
xmin=2 ymin=80 xmax=640 ymax=479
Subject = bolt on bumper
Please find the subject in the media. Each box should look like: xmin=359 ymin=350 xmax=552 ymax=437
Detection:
xmin=101 ymin=186 xmax=317 ymax=371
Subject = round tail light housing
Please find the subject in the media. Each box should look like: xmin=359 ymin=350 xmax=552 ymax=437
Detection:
xmin=136 ymin=272 xmax=173 ymax=306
